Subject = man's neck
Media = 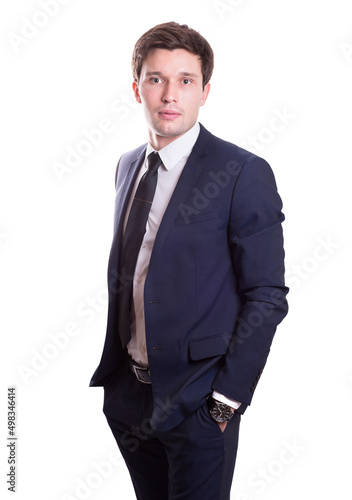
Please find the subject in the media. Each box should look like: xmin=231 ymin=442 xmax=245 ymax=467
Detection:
xmin=148 ymin=124 xmax=198 ymax=151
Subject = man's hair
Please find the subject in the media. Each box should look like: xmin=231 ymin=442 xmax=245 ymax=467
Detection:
xmin=132 ymin=22 xmax=214 ymax=88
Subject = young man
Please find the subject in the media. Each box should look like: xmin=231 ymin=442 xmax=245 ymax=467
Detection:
xmin=90 ymin=22 xmax=288 ymax=500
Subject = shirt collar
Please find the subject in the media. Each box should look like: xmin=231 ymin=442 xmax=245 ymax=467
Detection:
xmin=146 ymin=121 xmax=200 ymax=171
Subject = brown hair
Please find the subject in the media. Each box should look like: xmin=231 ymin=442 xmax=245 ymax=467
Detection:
xmin=132 ymin=22 xmax=214 ymax=88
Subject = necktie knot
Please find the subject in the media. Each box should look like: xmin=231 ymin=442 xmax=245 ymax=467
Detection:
xmin=147 ymin=152 xmax=162 ymax=172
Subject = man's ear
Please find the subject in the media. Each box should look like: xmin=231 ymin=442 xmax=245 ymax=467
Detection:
xmin=200 ymin=83 xmax=211 ymax=106
xmin=132 ymin=81 xmax=142 ymax=103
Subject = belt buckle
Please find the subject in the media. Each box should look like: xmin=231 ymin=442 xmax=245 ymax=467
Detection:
xmin=132 ymin=363 xmax=151 ymax=384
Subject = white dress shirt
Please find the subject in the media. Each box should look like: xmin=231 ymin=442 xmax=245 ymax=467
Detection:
xmin=124 ymin=121 xmax=241 ymax=411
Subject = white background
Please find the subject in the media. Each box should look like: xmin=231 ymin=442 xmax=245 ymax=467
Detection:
xmin=1 ymin=0 xmax=351 ymax=498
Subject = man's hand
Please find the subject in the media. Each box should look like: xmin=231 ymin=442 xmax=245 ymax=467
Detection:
xmin=217 ymin=421 xmax=228 ymax=433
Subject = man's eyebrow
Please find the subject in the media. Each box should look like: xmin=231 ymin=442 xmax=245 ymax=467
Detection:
xmin=145 ymin=71 xmax=199 ymax=78
xmin=179 ymin=72 xmax=199 ymax=78
xmin=145 ymin=71 xmax=163 ymax=76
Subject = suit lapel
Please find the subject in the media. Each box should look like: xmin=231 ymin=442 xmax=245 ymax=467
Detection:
xmin=149 ymin=124 xmax=211 ymax=268
xmin=108 ymin=147 xmax=146 ymax=277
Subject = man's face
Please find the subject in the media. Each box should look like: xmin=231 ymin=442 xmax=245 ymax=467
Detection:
xmin=133 ymin=48 xmax=210 ymax=150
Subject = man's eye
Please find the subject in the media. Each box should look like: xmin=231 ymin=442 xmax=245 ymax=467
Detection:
xmin=182 ymin=79 xmax=191 ymax=85
xmin=151 ymin=77 xmax=161 ymax=83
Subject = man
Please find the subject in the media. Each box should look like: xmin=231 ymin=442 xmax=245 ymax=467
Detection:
xmin=90 ymin=21 xmax=288 ymax=500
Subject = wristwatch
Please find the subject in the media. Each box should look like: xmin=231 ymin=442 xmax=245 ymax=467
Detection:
xmin=207 ymin=397 xmax=235 ymax=423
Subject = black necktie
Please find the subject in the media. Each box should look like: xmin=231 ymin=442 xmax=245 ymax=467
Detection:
xmin=118 ymin=151 xmax=162 ymax=348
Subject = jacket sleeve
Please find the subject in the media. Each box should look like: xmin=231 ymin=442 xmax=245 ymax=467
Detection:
xmin=212 ymin=155 xmax=289 ymax=412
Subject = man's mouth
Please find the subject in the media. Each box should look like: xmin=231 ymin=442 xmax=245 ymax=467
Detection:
xmin=158 ymin=110 xmax=181 ymax=120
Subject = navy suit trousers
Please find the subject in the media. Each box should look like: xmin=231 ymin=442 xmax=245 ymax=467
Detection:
xmin=103 ymin=355 xmax=241 ymax=500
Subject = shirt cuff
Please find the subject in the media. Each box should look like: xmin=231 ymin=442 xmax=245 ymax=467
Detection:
xmin=212 ymin=391 xmax=242 ymax=410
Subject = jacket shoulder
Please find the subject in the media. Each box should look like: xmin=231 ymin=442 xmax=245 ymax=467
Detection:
xmin=211 ymin=131 xmax=268 ymax=166
xmin=119 ymin=143 xmax=147 ymax=166
xmin=115 ymin=143 xmax=147 ymax=187
xmin=198 ymin=123 xmax=269 ymax=168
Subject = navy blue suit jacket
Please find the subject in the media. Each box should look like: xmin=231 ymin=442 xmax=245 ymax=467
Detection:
xmin=90 ymin=123 xmax=288 ymax=431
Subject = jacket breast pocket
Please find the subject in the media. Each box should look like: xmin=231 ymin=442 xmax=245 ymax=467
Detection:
xmin=189 ymin=333 xmax=232 ymax=361
xmin=175 ymin=208 xmax=219 ymax=226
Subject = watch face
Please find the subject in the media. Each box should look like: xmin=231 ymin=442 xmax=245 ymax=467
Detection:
xmin=209 ymin=399 xmax=233 ymax=422
xmin=213 ymin=405 xmax=224 ymax=419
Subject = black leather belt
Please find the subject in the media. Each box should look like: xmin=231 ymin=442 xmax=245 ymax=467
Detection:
xmin=129 ymin=360 xmax=152 ymax=384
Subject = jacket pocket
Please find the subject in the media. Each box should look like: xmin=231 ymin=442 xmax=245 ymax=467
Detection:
xmin=189 ymin=333 xmax=232 ymax=361
xmin=175 ymin=208 xmax=219 ymax=226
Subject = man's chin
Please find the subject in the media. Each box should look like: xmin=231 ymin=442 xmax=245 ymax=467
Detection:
xmin=155 ymin=125 xmax=184 ymax=138
xmin=152 ymin=120 xmax=192 ymax=139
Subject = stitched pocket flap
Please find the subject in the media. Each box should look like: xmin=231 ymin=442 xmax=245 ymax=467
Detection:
xmin=189 ymin=333 xmax=232 ymax=361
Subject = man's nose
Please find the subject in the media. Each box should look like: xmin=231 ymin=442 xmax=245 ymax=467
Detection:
xmin=162 ymin=82 xmax=178 ymax=103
